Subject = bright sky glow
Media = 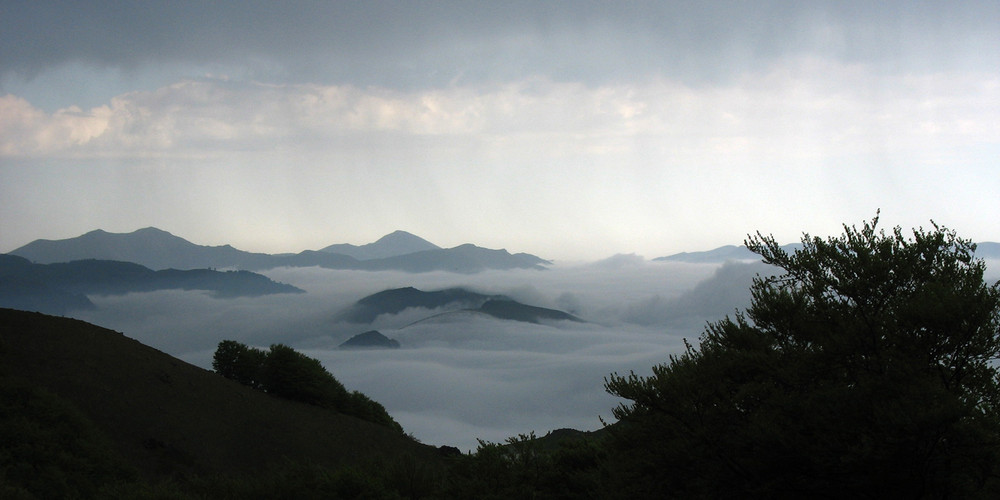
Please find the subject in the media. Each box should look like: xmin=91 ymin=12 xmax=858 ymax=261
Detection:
xmin=2 ymin=1 xmax=998 ymax=260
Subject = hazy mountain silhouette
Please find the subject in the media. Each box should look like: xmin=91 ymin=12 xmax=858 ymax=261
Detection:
xmin=8 ymin=227 xmax=273 ymax=270
xmin=359 ymin=244 xmax=550 ymax=273
xmin=476 ymin=299 xmax=583 ymax=323
xmin=9 ymin=228 xmax=549 ymax=273
xmin=338 ymin=287 xmax=502 ymax=323
xmin=0 ymin=255 xmax=95 ymax=315
xmin=657 ymin=241 xmax=999 ymax=264
xmin=977 ymin=242 xmax=1000 ymax=259
xmin=654 ymin=243 xmax=803 ymax=263
xmin=0 ymin=308 xmax=441 ymax=481
xmin=320 ymin=230 xmax=440 ymax=260
xmin=626 ymin=261 xmax=776 ymax=326
xmin=0 ymin=255 xmax=303 ymax=314
xmin=339 ymin=287 xmax=581 ymax=325
xmin=339 ymin=330 xmax=401 ymax=349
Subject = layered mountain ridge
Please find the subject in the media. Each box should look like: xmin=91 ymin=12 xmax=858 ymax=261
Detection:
xmin=338 ymin=286 xmax=583 ymax=327
xmin=0 ymin=254 xmax=303 ymax=315
xmin=8 ymin=228 xmax=550 ymax=273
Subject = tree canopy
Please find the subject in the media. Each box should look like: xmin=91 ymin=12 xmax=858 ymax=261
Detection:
xmin=605 ymin=215 xmax=1000 ymax=498
xmin=212 ymin=341 xmax=402 ymax=433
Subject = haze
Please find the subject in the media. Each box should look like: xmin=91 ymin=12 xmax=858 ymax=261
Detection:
xmin=2 ymin=1 xmax=999 ymax=261
xmin=68 ymin=259 xmax=748 ymax=451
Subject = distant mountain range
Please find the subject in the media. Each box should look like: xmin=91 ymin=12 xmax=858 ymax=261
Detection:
xmin=337 ymin=286 xmax=582 ymax=326
xmin=8 ymin=227 xmax=550 ymax=273
xmin=656 ymin=241 xmax=1000 ymax=264
xmin=320 ymin=230 xmax=440 ymax=260
xmin=0 ymin=254 xmax=303 ymax=315
xmin=654 ymin=244 xmax=803 ymax=264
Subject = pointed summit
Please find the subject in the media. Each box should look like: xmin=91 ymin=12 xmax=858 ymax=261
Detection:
xmin=320 ymin=231 xmax=440 ymax=260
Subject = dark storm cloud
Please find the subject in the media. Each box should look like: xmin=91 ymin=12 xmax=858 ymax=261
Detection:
xmin=4 ymin=1 xmax=996 ymax=89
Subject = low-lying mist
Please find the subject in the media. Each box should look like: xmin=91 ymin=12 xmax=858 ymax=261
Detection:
xmin=74 ymin=259 xmax=775 ymax=451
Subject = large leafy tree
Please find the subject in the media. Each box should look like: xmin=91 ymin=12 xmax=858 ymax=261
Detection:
xmin=605 ymin=215 xmax=1000 ymax=498
xmin=212 ymin=341 xmax=402 ymax=433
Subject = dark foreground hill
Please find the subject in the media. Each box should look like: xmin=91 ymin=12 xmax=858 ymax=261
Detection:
xmin=0 ymin=309 xmax=441 ymax=482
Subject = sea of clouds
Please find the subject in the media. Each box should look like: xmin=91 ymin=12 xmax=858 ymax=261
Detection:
xmin=73 ymin=257 xmax=998 ymax=451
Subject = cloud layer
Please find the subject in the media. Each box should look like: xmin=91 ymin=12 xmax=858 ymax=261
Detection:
xmin=2 ymin=1 xmax=998 ymax=261
xmin=5 ymin=65 xmax=997 ymax=159
xmin=74 ymin=261 xmax=729 ymax=450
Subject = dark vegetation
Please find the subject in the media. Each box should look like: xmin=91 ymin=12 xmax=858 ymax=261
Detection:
xmin=212 ymin=340 xmax=403 ymax=432
xmin=0 ymin=309 xmax=443 ymax=498
xmin=606 ymin=215 xmax=1000 ymax=497
xmin=3 ymin=215 xmax=999 ymax=498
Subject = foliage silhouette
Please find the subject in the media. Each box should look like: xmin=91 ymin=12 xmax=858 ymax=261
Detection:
xmin=605 ymin=214 xmax=1000 ymax=498
xmin=213 ymin=341 xmax=402 ymax=433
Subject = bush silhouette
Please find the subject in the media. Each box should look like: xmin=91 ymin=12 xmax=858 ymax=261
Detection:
xmin=605 ymin=214 xmax=1000 ymax=497
xmin=213 ymin=341 xmax=402 ymax=433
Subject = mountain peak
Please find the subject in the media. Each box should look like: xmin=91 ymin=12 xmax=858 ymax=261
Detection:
xmin=133 ymin=226 xmax=173 ymax=235
xmin=320 ymin=231 xmax=440 ymax=260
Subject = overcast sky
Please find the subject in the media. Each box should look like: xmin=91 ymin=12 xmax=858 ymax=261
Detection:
xmin=2 ymin=1 xmax=998 ymax=260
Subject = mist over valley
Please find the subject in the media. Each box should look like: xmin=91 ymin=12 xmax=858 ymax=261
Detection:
xmin=6 ymin=228 xmax=999 ymax=452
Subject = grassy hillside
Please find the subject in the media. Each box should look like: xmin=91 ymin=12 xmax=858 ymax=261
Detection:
xmin=0 ymin=308 xmax=441 ymax=483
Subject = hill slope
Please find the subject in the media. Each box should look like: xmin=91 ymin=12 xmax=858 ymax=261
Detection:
xmin=0 ymin=309 xmax=440 ymax=480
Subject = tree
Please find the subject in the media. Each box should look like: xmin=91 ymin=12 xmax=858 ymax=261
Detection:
xmin=605 ymin=215 xmax=1000 ymax=498
xmin=212 ymin=340 xmax=266 ymax=389
xmin=211 ymin=340 xmax=404 ymax=433
xmin=262 ymin=343 xmax=350 ymax=409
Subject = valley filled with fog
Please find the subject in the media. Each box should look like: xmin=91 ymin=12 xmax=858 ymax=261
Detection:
xmin=69 ymin=256 xmax=1000 ymax=451
xmin=68 ymin=258 xmax=753 ymax=451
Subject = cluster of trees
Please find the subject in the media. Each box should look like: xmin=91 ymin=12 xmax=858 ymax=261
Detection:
xmin=212 ymin=341 xmax=403 ymax=433
xmin=605 ymin=215 xmax=1000 ymax=497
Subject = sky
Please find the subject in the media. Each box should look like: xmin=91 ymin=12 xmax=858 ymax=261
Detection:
xmin=2 ymin=1 xmax=999 ymax=261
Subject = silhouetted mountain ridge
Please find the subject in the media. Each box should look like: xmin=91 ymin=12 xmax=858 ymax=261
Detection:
xmin=339 ymin=330 xmax=401 ymax=349
xmin=320 ymin=230 xmax=440 ymax=260
xmin=9 ymin=228 xmax=549 ymax=273
xmin=339 ymin=287 xmax=582 ymax=326
xmin=656 ymin=241 xmax=1000 ymax=263
xmin=338 ymin=287 xmax=501 ymax=323
xmin=0 ymin=255 xmax=303 ymax=315
xmin=654 ymin=244 xmax=802 ymax=263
